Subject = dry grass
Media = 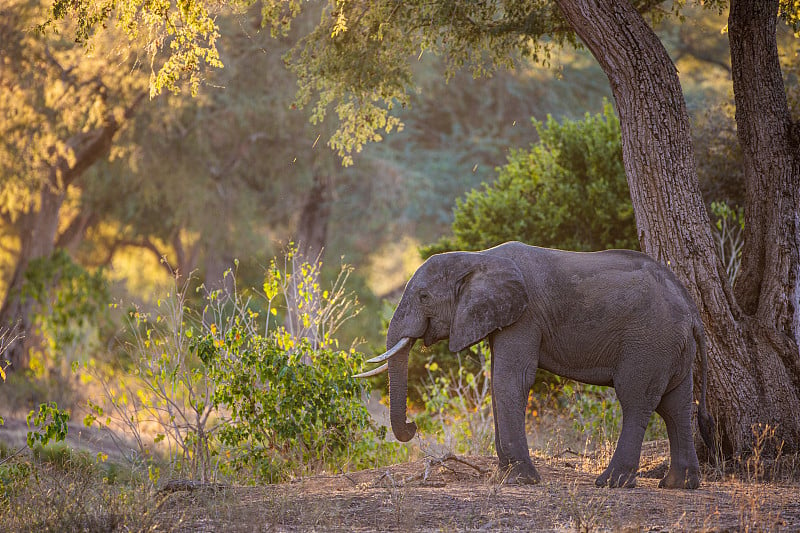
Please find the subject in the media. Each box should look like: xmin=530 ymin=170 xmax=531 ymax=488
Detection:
xmin=2 ymin=399 xmax=799 ymax=532
xmin=139 ymin=449 xmax=800 ymax=532
xmin=1 ymin=436 xmax=799 ymax=531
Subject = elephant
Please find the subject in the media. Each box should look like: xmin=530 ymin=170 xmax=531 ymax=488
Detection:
xmin=356 ymin=241 xmax=715 ymax=489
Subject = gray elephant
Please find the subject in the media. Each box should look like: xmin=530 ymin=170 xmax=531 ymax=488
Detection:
xmin=356 ymin=241 xmax=715 ymax=488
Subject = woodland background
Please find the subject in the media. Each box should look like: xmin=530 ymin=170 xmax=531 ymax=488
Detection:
xmin=0 ymin=2 xmax=799 ymax=529
xmin=2 ymin=3 xmax=782 ymax=353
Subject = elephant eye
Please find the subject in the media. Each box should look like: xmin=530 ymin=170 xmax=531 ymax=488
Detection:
xmin=418 ymin=291 xmax=431 ymax=303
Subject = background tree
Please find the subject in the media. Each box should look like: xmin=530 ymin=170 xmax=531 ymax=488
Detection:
xmin=0 ymin=1 xmax=147 ymax=372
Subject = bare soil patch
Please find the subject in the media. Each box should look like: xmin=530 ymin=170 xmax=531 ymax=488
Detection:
xmin=154 ymin=447 xmax=800 ymax=532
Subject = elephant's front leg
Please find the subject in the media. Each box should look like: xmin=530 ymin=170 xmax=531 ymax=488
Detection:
xmin=490 ymin=327 xmax=541 ymax=484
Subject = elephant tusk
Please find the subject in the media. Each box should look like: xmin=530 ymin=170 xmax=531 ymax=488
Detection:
xmin=353 ymin=362 xmax=388 ymax=378
xmin=364 ymin=336 xmax=412 ymax=364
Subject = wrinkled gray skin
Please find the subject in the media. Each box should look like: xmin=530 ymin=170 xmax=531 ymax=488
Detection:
xmin=381 ymin=241 xmax=715 ymax=489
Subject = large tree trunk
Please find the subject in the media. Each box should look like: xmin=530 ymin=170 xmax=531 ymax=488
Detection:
xmin=729 ymin=0 xmax=800 ymax=347
xmin=0 ymin=188 xmax=64 ymax=371
xmin=554 ymin=0 xmax=800 ymax=456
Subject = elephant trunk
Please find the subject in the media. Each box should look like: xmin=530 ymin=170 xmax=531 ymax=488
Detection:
xmin=387 ymin=326 xmax=417 ymax=442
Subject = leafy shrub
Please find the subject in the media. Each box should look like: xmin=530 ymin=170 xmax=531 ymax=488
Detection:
xmin=1 ymin=251 xmax=111 ymax=412
xmin=424 ymin=100 xmax=637 ymax=257
xmin=23 ymin=250 xmax=110 ymax=368
xmin=416 ymin=344 xmax=494 ymax=455
xmin=196 ymin=331 xmax=381 ymax=480
xmin=82 ymin=253 xmax=399 ymax=484
xmin=194 ymin=252 xmax=400 ymax=480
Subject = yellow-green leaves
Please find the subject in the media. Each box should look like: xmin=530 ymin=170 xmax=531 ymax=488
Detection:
xmin=331 ymin=0 xmax=348 ymax=37
xmin=780 ymin=0 xmax=800 ymax=35
xmin=46 ymin=0 xmax=225 ymax=97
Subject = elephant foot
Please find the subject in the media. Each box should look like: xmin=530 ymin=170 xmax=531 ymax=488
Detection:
xmin=658 ymin=466 xmax=700 ymax=489
xmin=595 ymin=465 xmax=638 ymax=488
xmin=496 ymin=460 xmax=541 ymax=485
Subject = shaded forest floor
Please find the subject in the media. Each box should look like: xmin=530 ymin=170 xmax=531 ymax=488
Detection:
xmin=154 ymin=445 xmax=800 ymax=532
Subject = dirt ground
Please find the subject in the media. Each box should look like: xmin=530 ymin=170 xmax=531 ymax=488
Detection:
xmin=3 ymin=409 xmax=798 ymax=532
xmin=156 ymin=444 xmax=800 ymax=532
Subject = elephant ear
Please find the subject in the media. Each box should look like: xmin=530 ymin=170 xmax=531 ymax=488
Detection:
xmin=449 ymin=254 xmax=528 ymax=353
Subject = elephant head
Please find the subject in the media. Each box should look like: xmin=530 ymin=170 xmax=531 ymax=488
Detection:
xmin=356 ymin=251 xmax=528 ymax=442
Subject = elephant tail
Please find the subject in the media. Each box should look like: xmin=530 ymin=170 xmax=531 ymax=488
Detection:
xmin=694 ymin=319 xmax=717 ymax=454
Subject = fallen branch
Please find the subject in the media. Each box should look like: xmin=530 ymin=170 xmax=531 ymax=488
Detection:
xmin=0 ymin=446 xmax=27 ymax=467
xmin=554 ymin=447 xmax=590 ymax=458
xmin=438 ymin=453 xmax=491 ymax=475
xmin=370 ymin=453 xmax=489 ymax=488
xmin=159 ymin=480 xmax=228 ymax=493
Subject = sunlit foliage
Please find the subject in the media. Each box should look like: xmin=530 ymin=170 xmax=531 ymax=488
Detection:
xmin=0 ymin=1 xmax=146 ymax=214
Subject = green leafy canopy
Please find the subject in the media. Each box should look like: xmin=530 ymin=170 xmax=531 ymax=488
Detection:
xmin=43 ymin=0 xmax=573 ymax=164
xmin=45 ymin=0 xmax=227 ymax=97
xmin=45 ymin=0 xmax=754 ymax=164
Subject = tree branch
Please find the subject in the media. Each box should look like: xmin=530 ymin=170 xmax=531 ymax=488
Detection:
xmin=55 ymin=210 xmax=99 ymax=251
xmin=59 ymin=91 xmax=147 ymax=188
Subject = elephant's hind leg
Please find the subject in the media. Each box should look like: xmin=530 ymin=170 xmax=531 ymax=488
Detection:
xmin=596 ymin=367 xmax=663 ymax=488
xmin=595 ymin=404 xmax=651 ymax=488
xmin=655 ymin=373 xmax=701 ymax=489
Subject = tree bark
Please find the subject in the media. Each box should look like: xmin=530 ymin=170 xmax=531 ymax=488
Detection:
xmin=553 ymin=0 xmax=800 ymax=455
xmin=729 ymin=0 xmax=800 ymax=344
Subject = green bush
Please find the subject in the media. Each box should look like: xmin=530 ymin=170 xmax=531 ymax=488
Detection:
xmin=424 ymin=100 xmax=637 ymax=257
xmin=82 ymin=253 xmax=402 ymax=484
xmin=196 ymin=331 xmax=382 ymax=481
xmin=23 ymin=249 xmax=110 ymax=365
